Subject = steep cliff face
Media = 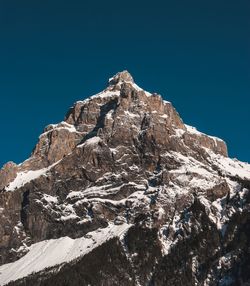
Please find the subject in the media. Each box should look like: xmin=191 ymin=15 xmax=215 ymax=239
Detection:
xmin=0 ymin=71 xmax=249 ymax=286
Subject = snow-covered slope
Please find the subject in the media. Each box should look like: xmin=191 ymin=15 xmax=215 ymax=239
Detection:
xmin=0 ymin=224 xmax=130 ymax=285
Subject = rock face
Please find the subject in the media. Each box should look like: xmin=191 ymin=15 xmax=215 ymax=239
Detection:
xmin=0 ymin=71 xmax=249 ymax=286
xmin=0 ymin=162 xmax=18 ymax=190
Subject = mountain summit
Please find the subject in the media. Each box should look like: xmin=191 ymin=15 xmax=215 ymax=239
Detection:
xmin=0 ymin=72 xmax=250 ymax=285
xmin=108 ymin=70 xmax=135 ymax=85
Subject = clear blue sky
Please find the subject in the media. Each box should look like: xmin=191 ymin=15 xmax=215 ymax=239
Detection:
xmin=0 ymin=0 xmax=249 ymax=167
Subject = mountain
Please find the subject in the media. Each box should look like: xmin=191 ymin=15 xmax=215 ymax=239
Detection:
xmin=0 ymin=71 xmax=249 ymax=286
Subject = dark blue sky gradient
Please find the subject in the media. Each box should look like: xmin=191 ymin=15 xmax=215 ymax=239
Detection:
xmin=0 ymin=0 xmax=249 ymax=167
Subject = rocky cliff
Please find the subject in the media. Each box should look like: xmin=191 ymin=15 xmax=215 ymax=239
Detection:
xmin=0 ymin=71 xmax=249 ymax=286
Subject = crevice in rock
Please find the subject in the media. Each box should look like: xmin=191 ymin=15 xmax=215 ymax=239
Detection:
xmin=141 ymin=113 xmax=150 ymax=130
xmin=120 ymin=231 xmax=142 ymax=286
xmin=80 ymin=98 xmax=118 ymax=143
xmin=20 ymin=190 xmax=30 ymax=230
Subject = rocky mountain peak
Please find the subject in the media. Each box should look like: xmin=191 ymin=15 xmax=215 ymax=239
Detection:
xmin=108 ymin=70 xmax=134 ymax=85
xmin=0 ymin=72 xmax=249 ymax=285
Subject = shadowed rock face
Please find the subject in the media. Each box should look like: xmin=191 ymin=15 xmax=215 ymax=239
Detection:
xmin=0 ymin=71 xmax=249 ymax=286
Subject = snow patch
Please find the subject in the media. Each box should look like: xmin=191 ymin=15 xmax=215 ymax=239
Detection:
xmin=40 ymin=122 xmax=79 ymax=138
xmin=124 ymin=110 xmax=140 ymax=118
xmin=42 ymin=194 xmax=58 ymax=204
xmin=6 ymin=169 xmax=48 ymax=192
xmin=90 ymin=89 xmax=120 ymax=100
xmin=185 ymin=124 xmax=223 ymax=142
xmin=77 ymin=136 xmax=102 ymax=148
xmin=5 ymin=161 xmax=60 ymax=192
xmin=0 ymin=223 xmax=131 ymax=285
xmin=174 ymin=128 xmax=185 ymax=137
xmin=160 ymin=114 xmax=168 ymax=119
xmin=208 ymin=152 xmax=250 ymax=180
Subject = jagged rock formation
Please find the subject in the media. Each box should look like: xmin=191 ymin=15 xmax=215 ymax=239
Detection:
xmin=0 ymin=71 xmax=249 ymax=286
